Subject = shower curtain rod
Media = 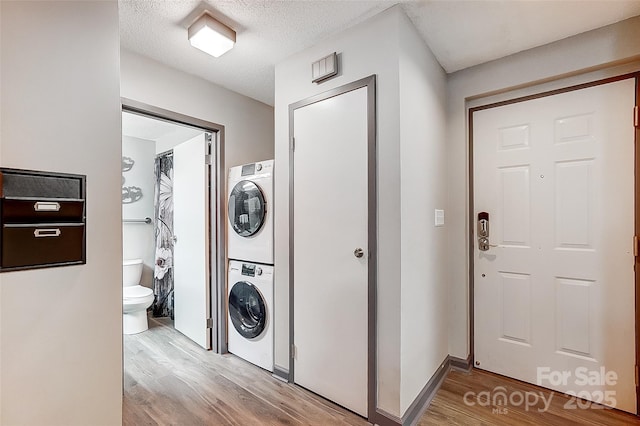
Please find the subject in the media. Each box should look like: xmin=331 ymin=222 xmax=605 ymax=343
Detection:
xmin=123 ymin=217 xmax=152 ymax=224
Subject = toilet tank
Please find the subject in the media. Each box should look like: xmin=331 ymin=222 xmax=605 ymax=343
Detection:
xmin=123 ymin=259 xmax=143 ymax=287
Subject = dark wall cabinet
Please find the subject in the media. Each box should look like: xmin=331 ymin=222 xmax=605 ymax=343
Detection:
xmin=0 ymin=168 xmax=86 ymax=271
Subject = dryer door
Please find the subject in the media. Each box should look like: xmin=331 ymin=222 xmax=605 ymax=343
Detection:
xmin=229 ymin=281 xmax=266 ymax=339
xmin=228 ymin=181 xmax=266 ymax=237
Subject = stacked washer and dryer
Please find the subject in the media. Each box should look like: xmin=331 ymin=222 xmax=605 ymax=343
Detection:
xmin=226 ymin=160 xmax=274 ymax=372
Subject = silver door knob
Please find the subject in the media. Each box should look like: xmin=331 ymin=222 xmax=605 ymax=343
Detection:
xmin=354 ymin=248 xmax=364 ymax=258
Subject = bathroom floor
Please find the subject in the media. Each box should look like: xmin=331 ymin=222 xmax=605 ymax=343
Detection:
xmin=148 ymin=313 xmax=173 ymax=328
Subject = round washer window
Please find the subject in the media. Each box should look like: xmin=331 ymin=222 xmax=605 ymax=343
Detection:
xmin=228 ymin=281 xmax=266 ymax=339
xmin=228 ymin=180 xmax=266 ymax=237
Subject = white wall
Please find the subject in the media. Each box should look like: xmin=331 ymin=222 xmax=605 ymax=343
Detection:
xmin=275 ymin=6 xmax=448 ymax=418
xmin=122 ymin=135 xmax=156 ymax=287
xmin=446 ymin=16 xmax=640 ymax=359
xmin=0 ymin=1 xmax=122 ymax=424
xmin=120 ymin=50 xmax=274 ymax=169
xmin=397 ymin=12 xmax=448 ymax=415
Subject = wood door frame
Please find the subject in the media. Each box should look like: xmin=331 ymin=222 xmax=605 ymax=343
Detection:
xmin=121 ymin=98 xmax=227 ymax=353
xmin=288 ymin=75 xmax=378 ymax=422
xmin=468 ymin=72 xmax=640 ymax=414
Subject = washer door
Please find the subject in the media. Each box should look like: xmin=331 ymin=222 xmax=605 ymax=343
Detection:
xmin=228 ymin=281 xmax=266 ymax=339
xmin=228 ymin=180 xmax=266 ymax=237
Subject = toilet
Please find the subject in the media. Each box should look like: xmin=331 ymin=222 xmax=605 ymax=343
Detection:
xmin=123 ymin=259 xmax=154 ymax=335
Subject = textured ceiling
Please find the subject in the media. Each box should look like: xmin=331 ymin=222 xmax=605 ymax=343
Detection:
xmin=119 ymin=1 xmax=640 ymax=106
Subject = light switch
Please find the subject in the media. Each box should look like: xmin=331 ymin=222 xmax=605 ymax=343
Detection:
xmin=435 ymin=209 xmax=445 ymax=227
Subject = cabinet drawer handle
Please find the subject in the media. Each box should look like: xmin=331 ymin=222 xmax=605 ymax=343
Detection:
xmin=34 ymin=228 xmax=61 ymax=238
xmin=34 ymin=202 xmax=61 ymax=212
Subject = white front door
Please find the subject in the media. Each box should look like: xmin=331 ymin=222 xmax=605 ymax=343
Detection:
xmin=292 ymin=86 xmax=369 ymax=417
xmin=173 ymin=133 xmax=211 ymax=350
xmin=473 ymin=79 xmax=636 ymax=412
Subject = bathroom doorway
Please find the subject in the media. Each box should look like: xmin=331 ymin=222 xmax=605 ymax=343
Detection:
xmin=121 ymin=99 xmax=226 ymax=352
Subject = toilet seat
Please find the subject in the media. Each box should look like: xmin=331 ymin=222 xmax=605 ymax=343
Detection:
xmin=123 ymin=285 xmax=153 ymax=300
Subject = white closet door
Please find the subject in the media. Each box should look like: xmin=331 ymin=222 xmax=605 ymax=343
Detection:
xmin=173 ymin=134 xmax=210 ymax=349
xmin=293 ymin=87 xmax=369 ymax=417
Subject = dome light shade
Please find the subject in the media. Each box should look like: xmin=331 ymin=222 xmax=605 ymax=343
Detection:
xmin=188 ymin=12 xmax=236 ymax=58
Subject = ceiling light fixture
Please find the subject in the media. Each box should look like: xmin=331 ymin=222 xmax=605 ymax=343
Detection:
xmin=188 ymin=12 xmax=236 ymax=58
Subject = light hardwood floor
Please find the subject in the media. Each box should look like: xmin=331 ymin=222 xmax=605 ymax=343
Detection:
xmin=124 ymin=316 xmax=368 ymax=425
xmin=124 ymin=317 xmax=640 ymax=425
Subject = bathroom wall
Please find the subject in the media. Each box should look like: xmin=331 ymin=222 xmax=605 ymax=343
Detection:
xmin=0 ymin=1 xmax=122 ymax=424
xmin=122 ymin=135 xmax=156 ymax=287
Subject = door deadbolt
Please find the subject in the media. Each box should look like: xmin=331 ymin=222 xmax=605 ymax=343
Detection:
xmin=354 ymin=248 xmax=364 ymax=258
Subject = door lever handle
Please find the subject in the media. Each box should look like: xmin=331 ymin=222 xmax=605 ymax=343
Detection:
xmin=478 ymin=237 xmax=498 ymax=250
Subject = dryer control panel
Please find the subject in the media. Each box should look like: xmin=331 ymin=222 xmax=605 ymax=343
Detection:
xmin=234 ymin=160 xmax=273 ymax=179
xmin=241 ymin=263 xmax=256 ymax=276
xmin=241 ymin=163 xmax=256 ymax=176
